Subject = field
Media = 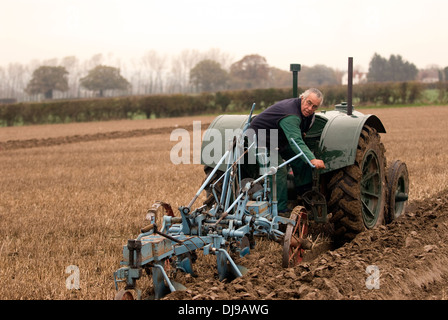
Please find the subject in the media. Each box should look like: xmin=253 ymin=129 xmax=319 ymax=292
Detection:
xmin=1 ymin=106 xmax=448 ymax=300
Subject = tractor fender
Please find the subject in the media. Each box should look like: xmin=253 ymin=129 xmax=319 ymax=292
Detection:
xmin=201 ymin=114 xmax=252 ymax=171
xmin=316 ymin=109 xmax=386 ymax=173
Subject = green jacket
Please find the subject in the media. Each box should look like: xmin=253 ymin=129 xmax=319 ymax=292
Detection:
xmin=279 ymin=115 xmax=316 ymax=161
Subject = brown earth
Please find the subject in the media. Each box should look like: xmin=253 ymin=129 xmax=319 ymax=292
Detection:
xmin=0 ymin=124 xmax=207 ymax=151
xmin=162 ymin=190 xmax=448 ymax=300
xmin=1 ymin=107 xmax=448 ymax=301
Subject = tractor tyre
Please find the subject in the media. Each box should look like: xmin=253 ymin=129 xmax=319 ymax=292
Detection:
xmin=385 ymin=160 xmax=409 ymax=223
xmin=327 ymin=125 xmax=387 ymax=245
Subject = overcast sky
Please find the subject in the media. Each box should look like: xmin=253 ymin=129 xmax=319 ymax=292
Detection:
xmin=1 ymin=0 xmax=447 ymax=71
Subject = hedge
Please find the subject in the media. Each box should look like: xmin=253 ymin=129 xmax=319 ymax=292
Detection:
xmin=0 ymin=81 xmax=442 ymax=127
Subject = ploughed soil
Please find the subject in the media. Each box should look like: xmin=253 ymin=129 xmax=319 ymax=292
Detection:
xmin=3 ymin=120 xmax=447 ymax=300
xmin=162 ymin=190 xmax=448 ymax=300
xmin=0 ymin=125 xmax=197 ymax=151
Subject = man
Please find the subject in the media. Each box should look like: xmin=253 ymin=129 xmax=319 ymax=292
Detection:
xmin=248 ymin=88 xmax=326 ymax=213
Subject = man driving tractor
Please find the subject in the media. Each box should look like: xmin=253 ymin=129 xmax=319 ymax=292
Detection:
xmin=248 ymin=88 xmax=326 ymax=214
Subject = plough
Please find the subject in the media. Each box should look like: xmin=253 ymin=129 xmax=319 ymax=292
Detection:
xmin=113 ymin=104 xmax=314 ymax=300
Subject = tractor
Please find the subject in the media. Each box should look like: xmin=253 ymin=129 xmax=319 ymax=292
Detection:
xmin=201 ymin=58 xmax=409 ymax=244
xmin=112 ymin=58 xmax=409 ymax=299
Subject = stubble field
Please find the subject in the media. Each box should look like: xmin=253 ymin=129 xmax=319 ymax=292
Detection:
xmin=1 ymin=106 xmax=448 ymax=300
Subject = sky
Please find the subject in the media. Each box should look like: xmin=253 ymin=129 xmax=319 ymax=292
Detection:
xmin=1 ymin=0 xmax=447 ymax=72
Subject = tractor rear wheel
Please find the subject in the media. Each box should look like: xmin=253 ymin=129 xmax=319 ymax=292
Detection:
xmin=328 ymin=125 xmax=387 ymax=245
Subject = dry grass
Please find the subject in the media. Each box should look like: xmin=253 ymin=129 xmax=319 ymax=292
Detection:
xmin=364 ymin=106 xmax=448 ymax=200
xmin=0 ymin=134 xmax=207 ymax=299
xmin=0 ymin=106 xmax=447 ymax=299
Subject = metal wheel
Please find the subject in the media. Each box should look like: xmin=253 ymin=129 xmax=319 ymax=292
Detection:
xmin=114 ymin=289 xmax=134 ymax=300
xmin=282 ymin=207 xmax=308 ymax=268
xmin=145 ymin=201 xmax=174 ymax=229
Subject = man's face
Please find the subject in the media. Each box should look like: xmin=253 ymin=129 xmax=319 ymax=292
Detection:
xmin=301 ymin=93 xmax=321 ymax=117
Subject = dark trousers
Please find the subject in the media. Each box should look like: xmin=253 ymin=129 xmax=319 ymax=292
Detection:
xmin=275 ymin=146 xmax=313 ymax=211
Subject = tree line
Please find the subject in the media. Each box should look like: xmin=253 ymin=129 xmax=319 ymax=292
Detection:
xmin=0 ymin=81 xmax=430 ymax=127
xmin=1 ymin=50 xmax=447 ymax=103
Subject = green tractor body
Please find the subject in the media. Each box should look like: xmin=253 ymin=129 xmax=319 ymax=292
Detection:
xmin=201 ymin=103 xmax=385 ymax=173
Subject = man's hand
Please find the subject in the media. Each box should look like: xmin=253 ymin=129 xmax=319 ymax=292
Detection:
xmin=310 ymin=158 xmax=326 ymax=169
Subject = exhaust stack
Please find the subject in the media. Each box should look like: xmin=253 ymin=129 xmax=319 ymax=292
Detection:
xmin=347 ymin=57 xmax=353 ymax=116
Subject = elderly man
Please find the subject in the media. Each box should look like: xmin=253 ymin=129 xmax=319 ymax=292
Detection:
xmin=248 ymin=88 xmax=326 ymax=213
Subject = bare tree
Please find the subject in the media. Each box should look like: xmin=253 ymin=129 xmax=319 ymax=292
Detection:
xmin=141 ymin=50 xmax=167 ymax=94
xmin=87 ymin=53 xmax=104 ymax=69
xmin=129 ymin=57 xmax=144 ymax=95
xmin=60 ymin=56 xmax=80 ymax=99
xmin=0 ymin=66 xmax=8 ymax=99
xmin=170 ymin=49 xmax=202 ymax=93
xmin=41 ymin=58 xmax=59 ymax=67
xmin=4 ymin=63 xmax=29 ymax=101
xmin=202 ymin=48 xmax=234 ymax=70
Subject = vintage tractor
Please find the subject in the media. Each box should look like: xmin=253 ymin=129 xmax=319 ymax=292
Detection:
xmin=112 ymin=58 xmax=409 ymax=300
xmin=201 ymin=58 xmax=410 ymax=243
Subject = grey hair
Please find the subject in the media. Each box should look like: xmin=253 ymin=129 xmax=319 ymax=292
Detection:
xmin=300 ymin=88 xmax=324 ymax=107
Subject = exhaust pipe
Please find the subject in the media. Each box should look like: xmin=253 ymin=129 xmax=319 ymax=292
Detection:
xmin=347 ymin=57 xmax=353 ymax=116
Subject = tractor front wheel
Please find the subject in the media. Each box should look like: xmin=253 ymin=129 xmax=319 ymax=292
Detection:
xmin=386 ymin=160 xmax=409 ymax=222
